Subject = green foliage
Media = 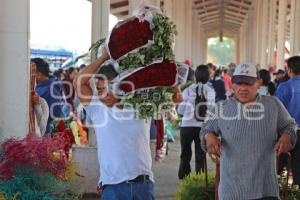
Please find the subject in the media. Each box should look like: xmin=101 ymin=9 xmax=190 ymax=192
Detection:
xmin=89 ymin=38 xmax=106 ymax=58
xmin=278 ymin=176 xmax=300 ymax=200
xmin=207 ymin=37 xmax=234 ymax=66
xmin=121 ymin=87 xmax=175 ymax=119
xmin=0 ymin=167 xmax=81 ymax=200
xmin=175 ymin=172 xmax=215 ymax=200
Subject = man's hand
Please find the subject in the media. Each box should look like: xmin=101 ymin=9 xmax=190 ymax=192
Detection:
xmin=101 ymin=50 xmax=110 ymax=60
xmin=274 ymin=133 xmax=293 ymax=156
xmin=205 ymin=133 xmax=221 ymax=157
xmin=172 ymin=86 xmax=183 ymax=104
xmin=31 ymin=92 xmax=40 ymax=105
xmin=100 ymin=91 xmax=119 ymax=107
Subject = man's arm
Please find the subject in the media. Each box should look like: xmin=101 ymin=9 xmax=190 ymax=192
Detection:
xmin=200 ymin=103 xmax=221 ymax=156
xmin=274 ymin=97 xmax=297 ymax=155
xmin=74 ymin=51 xmax=109 ymax=105
xmin=172 ymin=86 xmax=183 ymax=104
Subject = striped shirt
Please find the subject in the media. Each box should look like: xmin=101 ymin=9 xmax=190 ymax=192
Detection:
xmin=200 ymin=95 xmax=297 ymax=200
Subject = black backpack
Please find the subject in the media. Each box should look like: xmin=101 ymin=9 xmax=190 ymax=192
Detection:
xmin=195 ymin=85 xmax=207 ymax=121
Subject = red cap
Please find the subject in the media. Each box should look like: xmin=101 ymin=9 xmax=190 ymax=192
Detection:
xmin=184 ymin=59 xmax=191 ymax=66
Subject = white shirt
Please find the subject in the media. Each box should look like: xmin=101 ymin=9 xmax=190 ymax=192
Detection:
xmin=177 ymin=83 xmax=215 ymax=127
xmin=34 ymin=97 xmax=49 ymax=136
xmin=84 ymin=97 xmax=153 ymax=185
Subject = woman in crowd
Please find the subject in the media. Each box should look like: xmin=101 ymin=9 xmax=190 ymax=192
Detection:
xmin=211 ymin=68 xmax=227 ymax=102
xmin=177 ymin=65 xmax=215 ymax=179
xmin=257 ymin=69 xmax=276 ymax=96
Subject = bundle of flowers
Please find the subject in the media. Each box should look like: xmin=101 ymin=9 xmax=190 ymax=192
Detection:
xmin=116 ymin=60 xmax=178 ymax=93
xmin=52 ymin=118 xmax=86 ymax=146
xmin=107 ymin=17 xmax=154 ymax=60
xmin=91 ymin=4 xmax=188 ymax=118
xmin=0 ymin=134 xmax=80 ymax=199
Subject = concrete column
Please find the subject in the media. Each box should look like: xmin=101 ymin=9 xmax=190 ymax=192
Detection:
xmin=237 ymin=26 xmax=244 ymax=62
xmin=199 ymin=29 xmax=205 ymax=64
xmin=235 ymin=35 xmax=240 ymax=64
xmin=253 ymin=0 xmax=262 ymax=65
xmin=267 ymin=0 xmax=276 ymax=66
xmin=191 ymin=11 xmax=205 ymax=66
xmin=91 ymin=0 xmax=109 ymax=61
xmin=244 ymin=18 xmax=249 ymax=63
xmin=91 ymin=0 xmax=110 ymax=44
xmin=276 ymin=0 xmax=287 ymax=69
xmin=184 ymin=0 xmax=193 ymax=60
xmin=173 ymin=0 xmax=186 ymax=61
xmin=162 ymin=0 xmax=173 ymax=19
xmin=259 ymin=0 xmax=269 ymax=68
xmin=195 ymin=21 xmax=204 ymax=65
xmin=290 ymin=0 xmax=300 ymax=56
xmin=247 ymin=9 xmax=254 ymax=63
xmin=239 ymin=28 xmax=243 ymax=63
xmin=198 ymin=26 xmax=204 ymax=65
xmin=239 ymin=20 xmax=248 ymax=63
xmin=202 ymin=36 xmax=208 ymax=64
xmin=0 ymin=0 xmax=30 ymax=138
xmin=129 ymin=0 xmax=160 ymax=15
xmin=191 ymin=10 xmax=198 ymax=65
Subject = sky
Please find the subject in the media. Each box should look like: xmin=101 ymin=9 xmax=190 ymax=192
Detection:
xmin=30 ymin=0 xmax=118 ymax=54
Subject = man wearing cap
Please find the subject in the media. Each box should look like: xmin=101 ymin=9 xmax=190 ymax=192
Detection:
xmin=273 ymin=69 xmax=289 ymax=87
xmin=275 ymin=56 xmax=300 ymax=186
xmin=200 ymin=63 xmax=297 ymax=200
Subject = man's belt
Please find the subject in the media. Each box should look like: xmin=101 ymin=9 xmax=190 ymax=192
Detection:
xmin=100 ymin=174 xmax=150 ymax=189
xmin=125 ymin=175 xmax=150 ymax=183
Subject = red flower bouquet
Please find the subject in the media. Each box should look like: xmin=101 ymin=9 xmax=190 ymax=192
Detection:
xmin=118 ymin=61 xmax=177 ymax=93
xmin=90 ymin=5 xmax=189 ymax=118
xmin=107 ymin=17 xmax=154 ymax=60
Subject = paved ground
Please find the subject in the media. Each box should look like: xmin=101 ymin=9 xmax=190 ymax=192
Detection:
xmin=83 ymin=135 xmax=215 ymax=200
xmin=152 ymin=139 xmax=181 ymax=200
xmin=153 ymin=136 xmax=215 ymax=200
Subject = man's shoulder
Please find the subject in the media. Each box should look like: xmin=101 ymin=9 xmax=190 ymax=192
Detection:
xmin=275 ymin=81 xmax=292 ymax=98
xmin=278 ymin=79 xmax=291 ymax=90
xmin=259 ymin=95 xmax=282 ymax=106
xmin=218 ymin=97 xmax=234 ymax=105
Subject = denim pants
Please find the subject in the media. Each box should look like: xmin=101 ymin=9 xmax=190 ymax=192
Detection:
xmin=101 ymin=180 xmax=155 ymax=200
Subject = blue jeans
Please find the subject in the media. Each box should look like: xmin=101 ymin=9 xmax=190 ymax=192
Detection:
xmin=101 ymin=180 xmax=155 ymax=200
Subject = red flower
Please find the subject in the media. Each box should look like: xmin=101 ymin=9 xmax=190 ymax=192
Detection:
xmin=0 ymin=134 xmax=73 ymax=179
xmin=108 ymin=17 xmax=154 ymax=60
xmin=56 ymin=120 xmax=67 ymax=132
xmin=119 ymin=61 xmax=177 ymax=93
xmin=53 ymin=128 xmax=75 ymax=158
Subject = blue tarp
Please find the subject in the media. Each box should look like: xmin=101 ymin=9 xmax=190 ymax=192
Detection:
xmin=30 ymin=49 xmax=72 ymax=57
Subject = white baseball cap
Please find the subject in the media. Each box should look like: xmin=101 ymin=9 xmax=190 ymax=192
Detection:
xmin=232 ymin=63 xmax=258 ymax=85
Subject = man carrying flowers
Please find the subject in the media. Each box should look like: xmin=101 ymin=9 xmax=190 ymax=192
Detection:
xmin=74 ymin=48 xmax=182 ymax=199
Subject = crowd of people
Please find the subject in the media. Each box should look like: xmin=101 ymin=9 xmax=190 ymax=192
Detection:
xmin=29 ymin=53 xmax=300 ymax=200
xmin=30 ymin=59 xmax=87 ymax=137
